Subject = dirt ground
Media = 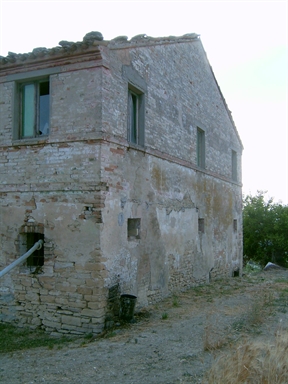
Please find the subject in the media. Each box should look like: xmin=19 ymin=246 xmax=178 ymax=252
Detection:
xmin=1 ymin=269 xmax=288 ymax=384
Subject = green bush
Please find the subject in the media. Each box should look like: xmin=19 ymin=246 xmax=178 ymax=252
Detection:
xmin=243 ymin=191 xmax=288 ymax=267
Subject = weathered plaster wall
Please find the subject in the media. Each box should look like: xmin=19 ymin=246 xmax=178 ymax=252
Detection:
xmin=100 ymin=38 xmax=242 ymax=308
xmin=100 ymin=143 xmax=242 ymax=307
xmin=101 ymin=39 xmax=242 ymax=181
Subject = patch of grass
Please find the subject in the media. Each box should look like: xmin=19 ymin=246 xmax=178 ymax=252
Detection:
xmin=203 ymin=330 xmax=228 ymax=351
xmin=172 ymin=295 xmax=180 ymax=307
xmin=134 ymin=309 xmax=151 ymax=319
xmin=274 ymin=289 xmax=288 ymax=313
xmin=205 ymin=329 xmax=288 ymax=384
xmin=81 ymin=332 xmax=95 ymax=344
xmin=243 ymin=261 xmax=262 ymax=274
xmin=203 ymin=314 xmax=229 ymax=351
xmin=232 ymin=318 xmax=248 ymax=333
xmin=84 ymin=332 xmax=93 ymax=340
xmin=182 ymin=371 xmax=193 ymax=377
xmin=105 ymin=331 xmax=117 ymax=338
xmin=192 ymin=285 xmax=206 ymax=295
xmin=203 ymin=290 xmax=276 ymax=351
xmin=274 ymin=278 xmax=288 ymax=283
xmin=161 ymin=312 xmax=168 ymax=320
xmin=249 ymin=300 xmax=266 ymax=327
xmin=0 ymin=323 xmax=72 ymax=353
xmin=232 ymin=292 xmax=275 ymax=335
xmin=206 ymin=297 xmax=213 ymax=303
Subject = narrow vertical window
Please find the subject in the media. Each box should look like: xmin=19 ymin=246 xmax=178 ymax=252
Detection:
xmin=232 ymin=150 xmax=237 ymax=181
xmin=20 ymin=79 xmax=50 ymax=138
xmin=128 ymin=85 xmax=144 ymax=146
xmin=198 ymin=218 xmax=205 ymax=233
xmin=129 ymin=92 xmax=138 ymax=144
xmin=197 ymin=127 xmax=205 ymax=168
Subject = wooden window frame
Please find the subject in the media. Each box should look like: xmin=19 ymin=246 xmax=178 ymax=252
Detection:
xmin=19 ymin=78 xmax=50 ymax=139
xmin=128 ymin=85 xmax=145 ymax=147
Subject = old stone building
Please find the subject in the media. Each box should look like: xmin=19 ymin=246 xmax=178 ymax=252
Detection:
xmin=0 ymin=31 xmax=243 ymax=334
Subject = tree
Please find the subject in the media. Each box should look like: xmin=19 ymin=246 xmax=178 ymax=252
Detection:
xmin=243 ymin=191 xmax=288 ymax=267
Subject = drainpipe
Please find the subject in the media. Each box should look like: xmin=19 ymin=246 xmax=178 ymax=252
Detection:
xmin=0 ymin=240 xmax=43 ymax=278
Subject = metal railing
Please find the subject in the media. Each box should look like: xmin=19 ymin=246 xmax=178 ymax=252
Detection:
xmin=0 ymin=240 xmax=43 ymax=278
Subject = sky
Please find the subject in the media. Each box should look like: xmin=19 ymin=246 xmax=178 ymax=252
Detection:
xmin=0 ymin=0 xmax=287 ymax=204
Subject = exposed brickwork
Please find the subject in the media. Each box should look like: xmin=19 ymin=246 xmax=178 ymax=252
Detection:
xmin=0 ymin=32 xmax=243 ymax=334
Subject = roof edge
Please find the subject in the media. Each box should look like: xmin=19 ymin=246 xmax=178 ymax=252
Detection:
xmin=0 ymin=31 xmax=200 ymax=67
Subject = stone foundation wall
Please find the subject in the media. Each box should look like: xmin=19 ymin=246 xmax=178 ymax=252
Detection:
xmin=0 ymin=186 xmax=108 ymax=334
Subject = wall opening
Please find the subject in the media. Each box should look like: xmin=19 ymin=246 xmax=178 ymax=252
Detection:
xmin=232 ymin=150 xmax=237 ymax=181
xmin=233 ymin=219 xmax=237 ymax=232
xmin=233 ymin=269 xmax=240 ymax=277
xmin=198 ymin=218 xmax=205 ymax=233
xmin=197 ymin=127 xmax=205 ymax=168
xmin=127 ymin=218 xmax=141 ymax=240
xmin=20 ymin=232 xmax=44 ymax=267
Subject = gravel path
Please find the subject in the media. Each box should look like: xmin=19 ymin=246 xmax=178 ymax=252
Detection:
xmin=1 ymin=270 xmax=288 ymax=384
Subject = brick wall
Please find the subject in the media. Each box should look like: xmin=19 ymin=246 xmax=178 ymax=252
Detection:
xmin=0 ymin=34 xmax=243 ymax=333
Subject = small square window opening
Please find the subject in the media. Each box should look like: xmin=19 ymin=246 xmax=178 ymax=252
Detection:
xmin=128 ymin=218 xmax=141 ymax=240
xmin=198 ymin=218 xmax=205 ymax=233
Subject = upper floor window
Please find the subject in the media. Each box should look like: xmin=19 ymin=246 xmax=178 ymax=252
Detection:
xmin=232 ymin=150 xmax=237 ymax=181
xmin=197 ymin=127 xmax=205 ymax=168
xmin=19 ymin=79 xmax=50 ymax=138
xmin=128 ymin=85 xmax=144 ymax=147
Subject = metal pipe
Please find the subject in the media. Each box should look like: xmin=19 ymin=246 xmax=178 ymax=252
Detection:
xmin=0 ymin=240 xmax=43 ymax=278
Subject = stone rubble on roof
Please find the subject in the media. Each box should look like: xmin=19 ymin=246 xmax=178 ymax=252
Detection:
xmin=0 ymin=31 xmax=199 ymax=65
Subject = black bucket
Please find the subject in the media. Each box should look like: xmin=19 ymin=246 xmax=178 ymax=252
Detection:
xmin=119 ymin=294 xmax=137 ymax=321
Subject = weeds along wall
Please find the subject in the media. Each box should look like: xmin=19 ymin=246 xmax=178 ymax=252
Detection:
xmin=0 ymin=32 xmax=243 ymax=334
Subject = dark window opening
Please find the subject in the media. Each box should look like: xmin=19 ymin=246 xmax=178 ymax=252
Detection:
xmin=130 ymin=93 xmax=138 ymax=144
xmin=197 ymin=128 xmax=205 ymax=168
xmin=20 ymin=79 xmax=50 ymax=138
xmin=128 ymin=86 xmax=144 ymax=146
xmin=198 ymin=218 xmax=205 ymax=233
xmin=39 ymin=81 xmax=50 ymax=135
xmin=233 ymin=269 xmax=240 ymax=277
xmin=20 ymin=232 xmax=44 ymax=267
xmin=232 ymin=150 xmax=237 ymax=181
xmin=128 ymin=218 xmax=141 ymax=240
xmin=233 ymin=219 xmax=237 ymax=232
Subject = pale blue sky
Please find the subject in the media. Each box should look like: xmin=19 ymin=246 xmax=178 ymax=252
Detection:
xmin=1 ymin=1 xmax=287 ymax=203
